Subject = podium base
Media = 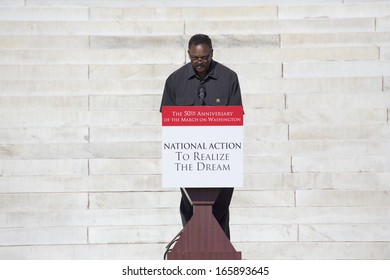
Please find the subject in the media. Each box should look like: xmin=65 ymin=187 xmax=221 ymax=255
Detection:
xmin=166 ymin=188 xmax=242 ymax=260
xmin=167 ymin=251 xmax=241 ymax=260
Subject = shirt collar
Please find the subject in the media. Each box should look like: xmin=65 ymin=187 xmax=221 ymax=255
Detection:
xmin=186 ymin=60 xmax=218 ymax=81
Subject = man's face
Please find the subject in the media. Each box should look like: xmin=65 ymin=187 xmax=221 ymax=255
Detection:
xmin=188 ymin=43 xmax=213 ymax=78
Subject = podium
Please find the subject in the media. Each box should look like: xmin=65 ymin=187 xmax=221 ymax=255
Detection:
xmin=161 ymin=106 xmax=243 ymax=260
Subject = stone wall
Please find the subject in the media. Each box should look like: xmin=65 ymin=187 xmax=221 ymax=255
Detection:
xmin=0 ymin=0 xmax=389 ymax=259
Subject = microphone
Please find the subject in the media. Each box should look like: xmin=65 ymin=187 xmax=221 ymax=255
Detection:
xmin=198 ymin=85 xmax=206 ymax=105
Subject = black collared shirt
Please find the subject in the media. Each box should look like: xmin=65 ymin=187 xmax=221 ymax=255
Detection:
xmin=160 ymin=60 xmax=242 ymax=111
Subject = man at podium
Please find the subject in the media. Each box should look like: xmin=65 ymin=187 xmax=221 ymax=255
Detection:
xmin=160 ymin=34 xmax=243 ymax=240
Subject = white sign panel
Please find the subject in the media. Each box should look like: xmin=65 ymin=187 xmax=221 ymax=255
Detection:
xmin=161 ymin=106 xmax=244 ymax=188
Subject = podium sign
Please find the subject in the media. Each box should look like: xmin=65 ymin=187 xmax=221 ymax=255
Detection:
xmin=162 ymin=106 xmax=244 ymax=188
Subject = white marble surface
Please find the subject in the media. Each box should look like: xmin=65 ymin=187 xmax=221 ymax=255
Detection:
xmin=0 ymin=0 xmax=389 ymax=260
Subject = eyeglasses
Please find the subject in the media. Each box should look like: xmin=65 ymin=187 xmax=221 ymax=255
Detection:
xmin=188 ymin=53 xmax=212 ymax=62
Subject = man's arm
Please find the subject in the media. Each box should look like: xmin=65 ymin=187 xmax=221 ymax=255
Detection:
xmin=228 ymin=73 xmax=243 ymax=106
xmin=160 ymin=78 xmax=176 ymax=112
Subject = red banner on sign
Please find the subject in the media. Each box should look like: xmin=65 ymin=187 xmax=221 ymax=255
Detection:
xmin=162 ymin=106 xmax=244 ymax=126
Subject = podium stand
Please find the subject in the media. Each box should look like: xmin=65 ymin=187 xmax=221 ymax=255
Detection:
xmin=162 ymin=106 xmax=243 ymax=260
xmin=166 ymin=188 xmax=241 ymax=260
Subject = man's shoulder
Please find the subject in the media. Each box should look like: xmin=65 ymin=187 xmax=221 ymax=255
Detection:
xmin=214 ymin=61 xmax=238 ymax=76
xmin=167 ymin=62 xmax=191 ymax=80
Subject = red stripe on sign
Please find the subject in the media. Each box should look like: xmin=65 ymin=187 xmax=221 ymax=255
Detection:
xmin=162 ymin=106 xmax=244 ymax=126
